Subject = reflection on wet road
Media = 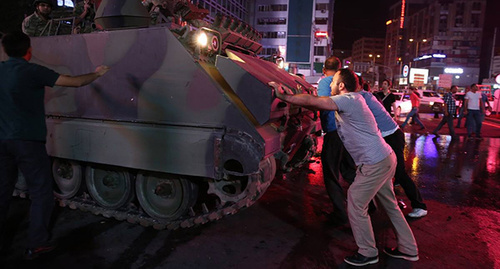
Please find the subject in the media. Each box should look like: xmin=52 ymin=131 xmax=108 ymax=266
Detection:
xmin=403 ymin=134 xmax=499 ymax=210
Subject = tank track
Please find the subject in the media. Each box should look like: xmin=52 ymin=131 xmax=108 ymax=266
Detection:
xmin=12 ymin=171 xmax=273 ymax=230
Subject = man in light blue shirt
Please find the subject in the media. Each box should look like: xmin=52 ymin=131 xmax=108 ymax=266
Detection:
xmin=317 ymin=57 xmax=356 ymax=225
xmin=357 ymin=80 xmax=427 ymax=218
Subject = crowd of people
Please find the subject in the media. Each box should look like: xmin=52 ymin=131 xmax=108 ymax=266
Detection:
xmin=270 ymin=56 xmax=489 ymax=266
xmin=270 ymin=63 xmax=421 ymax=266
xmin=357 ymin=73 xmax=488 ymax=139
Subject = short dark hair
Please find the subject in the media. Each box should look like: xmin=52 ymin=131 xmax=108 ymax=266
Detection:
xmin=1 ymin=31 xmax=31 ymax=57
xmin=470 ymin=83 xmax=477 ymax=88
xmin=324 ymin=56 xmax=341 ymax=72
xmin=363 ymin=83 xmax=371 ymax=92
xmin=451 ymin=85 xmax=458 ymax=90
xmin=337 ymin=68 xmax=358 ymax=92
xmin=410 ymin=86 xmax=420 ymax=97
xmin=382 ymin=79 xmax=392 ymax=87
xmin=34 ymin=0 xmax=54 ymax=7
xmin=357 ymin=75 xmax=365 ymax=88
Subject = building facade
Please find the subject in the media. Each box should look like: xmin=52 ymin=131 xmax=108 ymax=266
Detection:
xmin=385 ymin=0 xmax=486 ymax=89
xmin=352 ymin=37 xmax=385 ymax=65
xmin=192 ymin=0 xmax=251 ymax=22
xmin=351 ymin=37 xmax=386 ymax=87
xmin=250 ymin=0 xmax=335 ymax=78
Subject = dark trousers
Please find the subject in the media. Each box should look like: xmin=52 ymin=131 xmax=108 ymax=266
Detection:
xmin=466 ymin=109 xmax=483 ymax=136
xmin=0 ymin=140 xmax=54 ymax=248
xmin=456 ymin=106 xmax=465 ymax=127
xmin=433 ymin=114 xmax=456 ymax=136
xmin=321 ymin=131 xmax=356 ymax=219
xmin=383 ymin=129 xmax=427 ymax=210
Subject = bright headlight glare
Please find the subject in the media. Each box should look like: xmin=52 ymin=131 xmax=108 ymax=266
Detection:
xmin=197 ymin=32 xmax=208 ymax=47
xmin=430 ymin=102 xmax=434 ymax=106
xmin=276 ymin=58 xmax=284 ymax=69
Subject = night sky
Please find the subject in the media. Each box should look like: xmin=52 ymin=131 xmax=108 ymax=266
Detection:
xmin=332 ymin=0 xmax=396 ymax=50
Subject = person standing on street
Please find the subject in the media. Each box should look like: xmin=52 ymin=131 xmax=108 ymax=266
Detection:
xmin=317 ymin=56 xmax=356 ymax=225
xmin=400 ymin=87 xmax=426 ymax=130
xmin=0 ymin=31 xmax=110 ymax=260
xmin=456 ymin=87 xmax=469 ymax=128
xmin=374 ymin=79 xmax=398 ymax=120
xmin=432 ymin=85 xmax=457 ymax=138
xmin=463 ymin=84 xmax=485 ymax=139
xmin=269 ymin=69 xmax=419 ymax=267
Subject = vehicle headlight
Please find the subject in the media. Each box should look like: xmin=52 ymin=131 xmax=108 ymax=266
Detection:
xmin=430 ymin=101 xmax=434 ymax=106
xmin=196 ymin=32 xmax=208 ymax=47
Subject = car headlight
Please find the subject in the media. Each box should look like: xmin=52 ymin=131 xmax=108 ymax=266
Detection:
xmin=430 ymin=101 xmax=434 ymax=106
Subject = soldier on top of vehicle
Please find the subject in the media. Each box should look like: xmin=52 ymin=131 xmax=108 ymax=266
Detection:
xmin=22 ymin=0 xmax=55 ymax=37
xmin=73 ymin=0 xmax=97 ymax=33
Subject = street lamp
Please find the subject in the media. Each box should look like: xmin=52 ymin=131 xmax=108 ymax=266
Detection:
xmin=409 ymin=38 xmax=427 ymax=59
xmin=368 ymin=54 xmax=381 ymax=87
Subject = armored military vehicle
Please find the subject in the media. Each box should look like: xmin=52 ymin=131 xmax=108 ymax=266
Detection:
xmin=5 ymin=0 xmax=321 ymax=229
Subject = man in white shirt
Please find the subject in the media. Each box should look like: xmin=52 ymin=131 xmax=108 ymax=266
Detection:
xmin=463 ymin=84 xmax=485 ymax=139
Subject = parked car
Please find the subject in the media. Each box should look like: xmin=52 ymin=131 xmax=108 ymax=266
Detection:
xmin=393 ymin=92 xmax=412 ymax=116
xmin=417 ymin=90 xmax=444 ymax=113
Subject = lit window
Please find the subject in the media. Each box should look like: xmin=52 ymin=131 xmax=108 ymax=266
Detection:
xmin=58 ymin=0 xmax=74 ymax=7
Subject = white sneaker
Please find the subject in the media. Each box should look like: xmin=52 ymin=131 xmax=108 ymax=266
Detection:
xmin=408 ymin=208 xmax=427 ymax=218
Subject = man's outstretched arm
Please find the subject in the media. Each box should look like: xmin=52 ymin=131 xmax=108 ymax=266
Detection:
xmin=55 ymin=65 xmax=110 ymax=87
xmin=269 ymin=82 xmax=338 ymax=111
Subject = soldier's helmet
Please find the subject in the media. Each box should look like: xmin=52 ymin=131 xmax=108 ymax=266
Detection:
xmin=33 ymin=0 xmax=54 ymax=7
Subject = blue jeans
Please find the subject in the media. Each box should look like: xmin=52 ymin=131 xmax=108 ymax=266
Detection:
xmin=466 ymin=110 xmax=483 ymax=137
xmin=401 ymin=107 xmax=425 ymax=128
xmin=0 ymin=140 xmax=54 ymax=248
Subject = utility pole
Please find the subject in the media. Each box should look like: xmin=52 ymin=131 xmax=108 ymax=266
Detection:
xmin=490 ymin=27 xmax=497 ymax=78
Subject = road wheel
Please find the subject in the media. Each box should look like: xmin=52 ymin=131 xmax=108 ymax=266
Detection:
xmin=52 ymin=158 xmax=82 ymax=199
xmin=86 ymin=165 xmax=133 ymax=209
xmin=136 ymin=173 xmax=198 ymax=220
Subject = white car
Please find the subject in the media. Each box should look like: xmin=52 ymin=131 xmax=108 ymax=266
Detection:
xmin=417 ymin=90 xmax=444 ymax=113
xmin=393 ymin=92 xmax=412 ymax=115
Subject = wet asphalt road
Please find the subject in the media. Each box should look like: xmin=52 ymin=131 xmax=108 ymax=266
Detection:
xmin=1 ymin=114 xmax=499 ymax=269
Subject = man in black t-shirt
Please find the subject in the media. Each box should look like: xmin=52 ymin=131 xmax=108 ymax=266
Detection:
xmin=0 ymin=32 xmax=109 ymax=260
xmin=374 ymin=79 xmax=397 ymax=119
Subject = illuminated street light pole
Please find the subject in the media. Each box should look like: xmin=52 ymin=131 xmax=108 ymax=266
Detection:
xmin=369 ymin=53 xmax=381 ymax=87
xmin=409 ymin=38 xmax=427 ymax=65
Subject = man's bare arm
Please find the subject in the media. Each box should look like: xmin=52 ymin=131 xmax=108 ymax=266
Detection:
xmin=269 ymin=82 xmax=338 ymax=111
xmin=55 ymin=65 xmax=110 ymax=87
xmin=392 ymin=102 xmax=398 ymax=118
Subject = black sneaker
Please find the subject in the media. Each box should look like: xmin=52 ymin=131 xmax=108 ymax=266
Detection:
xmin=384 ymin=247 xmax=419 ymax=261
xmin=24 ymin=243 xmax=56 ymax=260
xmin=344 ymin=253 xmax=378 ymax=266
